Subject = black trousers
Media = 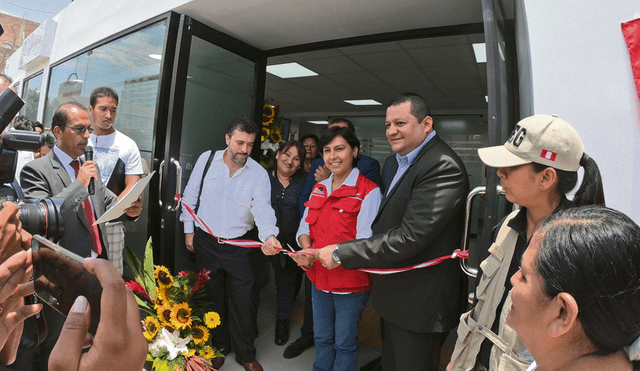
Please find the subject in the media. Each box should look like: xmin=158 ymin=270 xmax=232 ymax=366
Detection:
xmin=381 ymin=320 xmax=447 ymax=371
xmin=194 ymin=228 xmax=258 ymax=363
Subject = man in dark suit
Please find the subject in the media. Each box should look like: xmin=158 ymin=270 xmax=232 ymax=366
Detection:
xmin=14 ymin=102 xmax=142 ymax=371
xmin=21 ymin=102 xmax=142 ymax=258
xmin=317 ymin=93 xmax=469 ymax=371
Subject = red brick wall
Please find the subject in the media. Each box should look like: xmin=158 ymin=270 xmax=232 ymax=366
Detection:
xmin=0 ymin=13 xmax=40 ymax=72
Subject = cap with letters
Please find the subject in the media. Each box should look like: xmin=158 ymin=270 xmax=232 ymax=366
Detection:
xmin=478 ymin=114 xmax=584 ymax=172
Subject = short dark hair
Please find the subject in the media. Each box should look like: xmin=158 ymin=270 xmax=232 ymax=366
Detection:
xmin=90 ymin=86 xmax=119 ymax=107
xmin=227 ymin=116 xmax=258 ymax=137
xmin=387 ymin=93 xmax=431 ymax=122
xmin=40 ymin=130 xmax=57 ymax=148
xmin=535 ymin=206 xmax=640 ymax=356
xmin=0 ymin=73 xmax=12 ymax=86
xmin=33 ymin=121 xmax=44 ymax=131
xmin=13 ymin=115 xmax=34 ymax=131
xmin=319 ymin=125 xmax=360 ymax=168
xmin=270 ymin=140 xmax=306 ymax=175
xmin=328 ymin=118 xmax=355 ymax=133
xmin=52 ymin=102 xmax=89 ymax=130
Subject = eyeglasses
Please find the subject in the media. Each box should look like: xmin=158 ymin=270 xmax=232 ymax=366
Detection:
xmin=65 ymin=125 xmax=94 ymax=134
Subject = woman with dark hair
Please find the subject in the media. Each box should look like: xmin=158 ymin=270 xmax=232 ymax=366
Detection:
xmin=282 ymin=126 xmax=381 ymax=371
xmin=300 ymin=134 xmax=320 ymax=173
xmin=509 ymin=206 xmax=640 ymax=371
xmin=449 ymin=114 xmax=606 ymax=371
xmin=267 ymin=140 xmax=308 ymax=346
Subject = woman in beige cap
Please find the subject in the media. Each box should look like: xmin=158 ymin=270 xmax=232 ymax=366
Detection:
xmin=448 ymin=114 xmax=605 ymax=371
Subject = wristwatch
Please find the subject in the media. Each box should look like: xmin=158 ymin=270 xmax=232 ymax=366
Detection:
xmin=332 ymin=246 xmax=341 ymax=265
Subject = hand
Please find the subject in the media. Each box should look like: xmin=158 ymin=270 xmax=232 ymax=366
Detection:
xmin=48 ymin=259 xmax=148 ymax=371
xmin=289 ymin=248 xmax=316 ymax=268
xmin=315 ymin=244 xmax=340 ymax=269
xmin=261 ymin=236 xmax=282 ymax=256
xmin=123 ymin=196 xmax=143 ymax=218
xmin=0 ymin=203 xmax=31 ymax=264
xmin=76 ymin=161 xmax=98 ymax=188
xmin=0 ymin=250 xmax=42 ymax=365
xmin=314 ymin=165 xmax=331 ymax=183
xmin=185 ymin=233 xmax=194 ymax=253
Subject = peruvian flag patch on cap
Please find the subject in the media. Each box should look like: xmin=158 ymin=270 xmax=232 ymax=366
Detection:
xmin=540 ymin=149 xmax=557 ymax=161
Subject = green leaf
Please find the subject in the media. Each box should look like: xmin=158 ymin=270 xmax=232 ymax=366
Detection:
xmin=123 ymin=246 xmax=144 ymax=284
xmin=143 ymin=238 xmax=157 ymax=298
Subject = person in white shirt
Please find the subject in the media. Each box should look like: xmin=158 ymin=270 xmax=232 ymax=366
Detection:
xmin=88 ymin=87 xmax=144 ymax=275
xmin=180 ymin=116 xmax=281 ymax=371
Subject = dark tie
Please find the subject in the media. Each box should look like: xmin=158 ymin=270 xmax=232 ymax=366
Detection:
xmin=70 ymin=160 xmax=103 ymax=255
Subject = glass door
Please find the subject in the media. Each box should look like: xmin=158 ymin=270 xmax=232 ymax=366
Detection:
xmin=470 ymin=0 xmax=516 ymax=275
xmin=152 ymin=15 xmax=265 ymax=271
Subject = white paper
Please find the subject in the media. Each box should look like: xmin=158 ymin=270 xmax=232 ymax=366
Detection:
xmin=94 ymin=171 xmax=155 ymax=225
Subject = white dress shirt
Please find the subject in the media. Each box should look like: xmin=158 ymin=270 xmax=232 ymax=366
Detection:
xmin=180 ymin=149 xmax=278 ymax=242
xmin=296 ymin=167 xmax=382 ymax=243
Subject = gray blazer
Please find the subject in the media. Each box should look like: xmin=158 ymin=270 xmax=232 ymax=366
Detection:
xmin=20 ymin=150 xmax=117 ymax=258
xmin=339 ymin=134 xmax=470 ymax=333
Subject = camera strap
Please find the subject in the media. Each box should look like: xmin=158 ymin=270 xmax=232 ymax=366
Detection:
xmin=21 ymin=292 xmax=48 ymax=349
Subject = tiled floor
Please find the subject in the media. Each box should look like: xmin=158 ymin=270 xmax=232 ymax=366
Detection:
xmin=220 ymin=269 xmax=382 ymax=371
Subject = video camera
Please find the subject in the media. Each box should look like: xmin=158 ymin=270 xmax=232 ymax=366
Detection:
xmin=0 ymin=88 xmax=64 ymax=242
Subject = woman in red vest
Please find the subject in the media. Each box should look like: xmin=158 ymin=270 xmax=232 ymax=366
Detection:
xmin=291 ymin=125 xmax=382 ymax=371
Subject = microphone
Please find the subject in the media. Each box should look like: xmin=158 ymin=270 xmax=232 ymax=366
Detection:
xmin=84 ymin=146 xmax=95 ymax=195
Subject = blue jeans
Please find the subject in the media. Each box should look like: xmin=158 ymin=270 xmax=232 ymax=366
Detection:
xmin=312 ymin=284 xmax=371 ymax=371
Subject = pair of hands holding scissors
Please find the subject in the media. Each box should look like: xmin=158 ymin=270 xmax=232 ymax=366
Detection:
xmin=261 ymin=236 xmax=340 ymax=270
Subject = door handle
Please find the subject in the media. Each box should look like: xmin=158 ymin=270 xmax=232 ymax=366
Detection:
xmin=170 ymin=158 xmax=182 ymax=212
xmin=158 ymin=159 xmax=165 ymax=209
xmin=460 ymin=185 xmax=506 ymax=278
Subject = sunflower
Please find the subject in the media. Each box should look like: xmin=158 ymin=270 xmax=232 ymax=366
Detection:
xmin=204 ymin=311 xmax=221 ymax=329
xmin=269 ymin=131 xmax=282 ymax=143
xmin=143 ymin=316 xmax=160 ymax=341
xmin=157 ymin=303 xmax=173 ymax=325
xmin=183 ymin=349 xmax=196 ymax=358
xmin=170 ymin=302 xmax=193 ymax=330
xmin=262 ymin=117 xmax=273 ymax=126
xmin=156 ymin=285 xmax=170 ymax=303
xmin=190 ymin=325 xmax=210 ymax=345
xmin=154 ymin=266 xmax=173 ymax=288
xmin=263 ymin=104 xmax=275 ymax=119
xmin=199 ymin=345 xmax=215 ymax=359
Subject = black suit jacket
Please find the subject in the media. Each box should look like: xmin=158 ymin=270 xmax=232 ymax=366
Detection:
xmin=20 ymin=150 xmax=117 ymax=258
xmin=339 ymin=134 xmax=469 ymax=333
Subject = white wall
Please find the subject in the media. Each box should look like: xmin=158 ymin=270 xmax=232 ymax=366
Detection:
xmin=6 ymin=0 xmax=191 ymax=79
xmin=521 ymin=0 xmax=640 ymax=222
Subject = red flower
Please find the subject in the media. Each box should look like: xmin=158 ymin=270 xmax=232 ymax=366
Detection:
xmin=178 ymin=271 xmax=189 ymax=276
xmin=189 ymin=268 xmax=211 ymax=297
xmin=125 ymin=280 xmax=153 ymax=302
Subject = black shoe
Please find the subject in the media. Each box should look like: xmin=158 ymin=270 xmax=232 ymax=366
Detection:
xmin=283 ymin=337 xmax=314 ymax=359
xmin=360 ymin=356 xmax=381 ymax=371
xmin=275 ymin=319 xmax=290 ymax=346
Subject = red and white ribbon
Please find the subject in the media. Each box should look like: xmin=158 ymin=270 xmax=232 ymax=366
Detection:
xmin=175 ymin=194 xmax=469 ymax=273
xmin=359 ymin=249 xmax=469 ymax=275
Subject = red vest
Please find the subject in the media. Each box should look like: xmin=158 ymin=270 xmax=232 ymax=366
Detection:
xmin=304 ymin=172 xmax=378 ymax=293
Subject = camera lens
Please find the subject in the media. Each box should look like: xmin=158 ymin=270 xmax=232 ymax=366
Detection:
xmin=18 ymin=199 xmax=65 ymax=242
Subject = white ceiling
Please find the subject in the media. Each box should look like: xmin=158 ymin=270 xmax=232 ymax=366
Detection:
xmin=175 ymin=0 xmax=484 ymax=50
xmin=174 ymin=0 xmax=494 ymax=119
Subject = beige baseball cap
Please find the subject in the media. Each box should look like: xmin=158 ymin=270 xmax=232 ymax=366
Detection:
xmin=478 ymin=114 xmax=584 ymax=172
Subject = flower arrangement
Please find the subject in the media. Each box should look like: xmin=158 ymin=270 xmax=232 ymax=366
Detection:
xmin=260 ymin=99 xmax=284 ymax=168
xmin=124 ymin=239 xmax=223 ymax=371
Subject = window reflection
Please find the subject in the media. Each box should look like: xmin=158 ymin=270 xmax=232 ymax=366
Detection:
xmin=45 ymin=21 xmax=166 ymax=152
xmin=21 ymin=73 xmax=43 ymax=122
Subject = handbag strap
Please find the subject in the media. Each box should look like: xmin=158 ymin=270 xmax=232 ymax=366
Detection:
xmin=195 ymin=150 xmax=215 ymax=214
